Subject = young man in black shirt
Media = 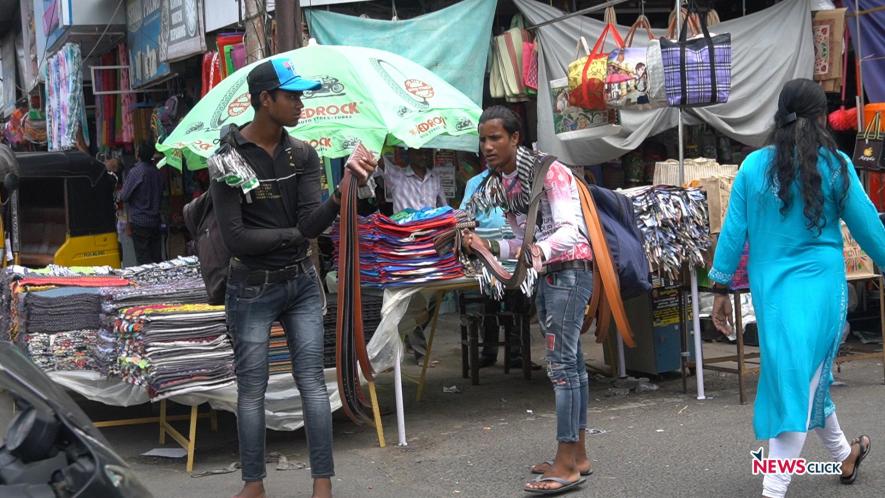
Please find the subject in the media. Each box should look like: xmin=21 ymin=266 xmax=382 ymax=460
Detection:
xmin=210 ymin=59 xmax=375 ymax=498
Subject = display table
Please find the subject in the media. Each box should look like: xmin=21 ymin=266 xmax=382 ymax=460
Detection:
xmin=48 ymin=369 xmax=341 ymax=472
xmin=364 ymin=277 xmax=478 ymax=447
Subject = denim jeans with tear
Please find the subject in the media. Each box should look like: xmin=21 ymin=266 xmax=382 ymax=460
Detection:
xmin=225 ymin=266 xmax=332 ymax=481
xmin=536 ymin=268 xmax=594 ymax=443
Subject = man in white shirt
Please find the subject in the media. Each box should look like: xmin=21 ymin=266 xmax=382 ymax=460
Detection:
xmin=376 ymin=148 xmax=448 ymax=363
xmin=378 ymin=148 xmax=447 ymax=214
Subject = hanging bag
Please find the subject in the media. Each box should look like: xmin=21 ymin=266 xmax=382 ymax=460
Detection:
xmin=852 ymin=112 xmax=884 ymax=171
xmin=494 ymin=15 xmax=530 ymax=101
xmin=606 ymin=15 xmax=659 ymax=109
xmin=522 ymin=34 xmax=539 ymax=92
xmin=660 ymin=7 xmax=731 ymax=107
xmin=569 ymin=19 xmax=624 ymax=110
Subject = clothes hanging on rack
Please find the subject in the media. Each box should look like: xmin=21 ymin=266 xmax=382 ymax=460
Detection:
xmin=46 ymin=43 xmax=90 ymax=151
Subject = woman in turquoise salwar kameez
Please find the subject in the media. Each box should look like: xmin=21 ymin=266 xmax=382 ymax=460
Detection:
xmin=710 ymin=80 xmax=881 ymax=497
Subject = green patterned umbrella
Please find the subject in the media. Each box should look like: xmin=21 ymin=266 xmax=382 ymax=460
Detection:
xmin=157 ymin=44 xmax=481 ymax=169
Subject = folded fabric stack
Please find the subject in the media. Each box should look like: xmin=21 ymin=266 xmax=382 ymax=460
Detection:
xmin=268 ymin=323 xmax=290 ymax=374
xmin=51 ymin=330 xmax=99 ymax=371
xmin=0 ymin=267 xmax=117 ymax=341
xmin=621 ymin=185 xmax=712 ymax=282
xmin=115 ymin=256 xmax=202 ymax=286
xmin=24 ymin=333 xmax=53 ymax=370
xmin=332 ymin=207 xmax=464 ymax=287
xmin=117 ymin=304 xmax=234 ymax=399
xmin=26 ymin=287 xmax=102 ymax=333
xmin=97 ymin=278 xmax=209 ymax=376
xmin=13 ymin=276 xmax=127 ymax=372
xmin=265 ymin=289 xmax=383 ymax=374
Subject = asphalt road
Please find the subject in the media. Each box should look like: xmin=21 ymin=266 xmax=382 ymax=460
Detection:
xmin=4 ymin=314 xmax=884 ymax=498
xmin=111 ymin=316 xmax=885 ymax=498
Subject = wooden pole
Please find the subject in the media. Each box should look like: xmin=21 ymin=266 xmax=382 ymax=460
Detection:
xmin=244 ymin=0 xmax=267 ymax=63
xmin=275 ymin=0 xmax=301 ymax=53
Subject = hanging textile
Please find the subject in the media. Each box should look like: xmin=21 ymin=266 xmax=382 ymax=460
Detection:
xmin=119 ymin=43 xmax=135 ymax=144
xmin=812 ymin=8 xmax=847 ymax=92
xmin=514 ymin=0 xmax=814 ymax=165
xmin=620 ymin=185 xmax=711 ymax=282
xmin=46 ymin=43 xmax=90 ymax=151
xmin=94 ymin=52 xmax=117 ymax=149
xmin=846 ymin=0 xmax=885 ymax=102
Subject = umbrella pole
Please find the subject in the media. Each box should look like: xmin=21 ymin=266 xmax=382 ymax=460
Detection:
xmin=674 ymin=0 xmax=706 ymax=400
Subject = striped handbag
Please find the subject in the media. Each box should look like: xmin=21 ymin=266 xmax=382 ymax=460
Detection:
xmin=660 ymin=9 xmax=731 ymax=107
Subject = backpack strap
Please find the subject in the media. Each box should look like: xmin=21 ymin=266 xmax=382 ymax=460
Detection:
xmin=574 ymin=178 xmax=635 ymax=347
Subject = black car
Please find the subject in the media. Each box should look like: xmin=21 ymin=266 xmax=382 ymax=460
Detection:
xmin=0 ymin=341 xmax=152 ymax=497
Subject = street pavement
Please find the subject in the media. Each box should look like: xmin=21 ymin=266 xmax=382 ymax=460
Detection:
xmin=14 ymin=313 xmax=885 ymax=498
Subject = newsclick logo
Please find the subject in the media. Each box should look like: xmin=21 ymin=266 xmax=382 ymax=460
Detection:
xmin=751 ymin=447 xmax=842 ymax=476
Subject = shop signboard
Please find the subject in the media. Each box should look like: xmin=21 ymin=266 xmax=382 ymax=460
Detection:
xmin=162 ymin=0 xmax=206 ymax=62
xmin=127 ymin=0 xmax=172 ymax=88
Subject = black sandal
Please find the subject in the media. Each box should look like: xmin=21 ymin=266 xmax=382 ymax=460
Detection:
xmin=840 ymin=435 xmax=871 ymax=485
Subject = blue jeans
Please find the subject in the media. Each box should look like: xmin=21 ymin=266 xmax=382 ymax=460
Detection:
xmin=225 ymin=266 xmax=333 ymax=481
xmin=536 ymin=269 xmax=593 ymax=443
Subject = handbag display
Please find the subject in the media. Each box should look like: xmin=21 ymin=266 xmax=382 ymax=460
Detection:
xmin=605 ymin=15 xmax=662 ymax=109
xmin=492 ymin=16 xmax=530 ymax=102
xmin=660 ymin=8 xmax=731 ymax=107
xmin=568 ymin=22 xmax=624 ymax=110
xmin=852 ymin=112 xmax=883 ymax=171
xmin=550 ymin=77 xmax=620 ymax=141
xmin=522 ymin=36 xmax=539 ymax=92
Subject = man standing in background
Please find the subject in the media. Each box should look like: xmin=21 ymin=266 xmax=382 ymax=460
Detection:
xmin=120 ymin=142 xmax=164 ymax=265
xmin=376 ymin=148 xmax=449 ymax=363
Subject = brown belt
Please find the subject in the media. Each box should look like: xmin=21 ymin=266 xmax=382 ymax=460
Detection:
xmin=575 ymin=178 xmax=635 ymax=348
xmin=336 ymin=166 xmax=373 ymax=426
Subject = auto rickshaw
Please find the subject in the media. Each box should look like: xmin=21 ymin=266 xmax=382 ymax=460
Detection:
xmin=0 ymin=144 xmax=120 ymax=268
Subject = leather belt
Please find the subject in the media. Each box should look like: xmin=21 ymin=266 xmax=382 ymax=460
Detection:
xmin=544 ymin=259 xmax=593 ymax=275
xmin=229 ymin=258 xmax=311 ymax=286
xmin=336 ymin=151 xmax=374 ymax=426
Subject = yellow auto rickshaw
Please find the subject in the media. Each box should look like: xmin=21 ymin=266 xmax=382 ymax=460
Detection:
xmin=0 ymin=145 xmax=121 ymax=268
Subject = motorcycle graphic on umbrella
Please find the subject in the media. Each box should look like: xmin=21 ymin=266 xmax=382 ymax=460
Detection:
xmin=304 ymin=76 xmax=345 ymax=98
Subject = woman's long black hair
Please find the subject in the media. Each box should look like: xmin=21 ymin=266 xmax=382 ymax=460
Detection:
xmin=768 ymin=79 xmax=849 ymax=235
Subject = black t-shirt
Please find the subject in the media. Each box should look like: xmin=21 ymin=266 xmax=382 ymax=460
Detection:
xmin=209 ymin=124 xmax=339 ymax=270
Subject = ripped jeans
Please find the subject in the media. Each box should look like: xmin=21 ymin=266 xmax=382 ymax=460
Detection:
xmin=536 ymin=268 xmax=594 ymax=443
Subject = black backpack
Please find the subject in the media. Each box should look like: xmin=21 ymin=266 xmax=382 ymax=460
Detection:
xmin=584 ymin=183 xmax=652 ymax=298
xmin=184 ymin=191 xmax=229 ymax=305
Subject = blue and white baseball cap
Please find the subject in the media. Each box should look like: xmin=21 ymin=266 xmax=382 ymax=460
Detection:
xmin=247 ymin=59 xmax=321 ymax=94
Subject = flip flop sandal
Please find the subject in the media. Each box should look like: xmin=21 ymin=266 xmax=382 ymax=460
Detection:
xmin=524 ymin=475 xmax=586 ymax=495
xmin=530 ymin=460 xmax=593 ymax=476
xmin=840 ymin=435 xmax=871 ymax=485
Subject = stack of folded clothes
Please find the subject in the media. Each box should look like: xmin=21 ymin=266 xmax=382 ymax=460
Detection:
xmin=332 ymin=207 xmax=465 ymax=287
xmin=97 ymin=278 xmax=210 ymax=376
xmin=117 ymin=304 xmax=234 ymax=399
xmin=26 ymin=287 xmax=102 ymax=333
xmin=268 ymin=323 xmax=290 ymax=374
xmin=262 ymin=290 xmax=383 ymax=373
xmin=115 ymin=256 xmax=202 ymax=286
xmin=14 ymin=276 xmax=128 ymax=372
